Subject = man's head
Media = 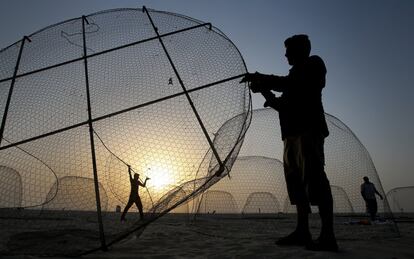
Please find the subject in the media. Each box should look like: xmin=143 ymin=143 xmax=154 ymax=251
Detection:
xmin=363 ymin=176 xmax=369 ymax=183
xmin=134 ymin=173 xmax=139 ymax=180
xmin=284 ymin=34 xmax=311 ymax=66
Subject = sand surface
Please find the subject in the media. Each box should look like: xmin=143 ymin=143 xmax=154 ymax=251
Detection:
xmin=1 ymin=214 xmax=413 ymax=258
xmin=83 ymin=215 xmax=413 ymax=259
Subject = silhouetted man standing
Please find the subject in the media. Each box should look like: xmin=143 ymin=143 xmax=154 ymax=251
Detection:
xmin=121 ymin=166 xmax=150 ymax=221
xmin=361 ymin=176 xmax=383 ymax=221
xmin=241 ymin=34 xmax=337 ymax=251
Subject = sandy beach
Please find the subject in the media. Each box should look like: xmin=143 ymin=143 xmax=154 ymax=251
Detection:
xmin=0 ymin=212 xmax=412 ymax=258
xmin=81 ymin=214 xmax=414 ymax=259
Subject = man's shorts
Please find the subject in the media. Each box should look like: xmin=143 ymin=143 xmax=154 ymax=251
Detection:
xmin=283 ymin=135 xmax=331 ymax=206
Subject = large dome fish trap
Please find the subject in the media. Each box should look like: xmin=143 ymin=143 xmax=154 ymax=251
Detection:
xmin=0 ymin=7 xmax=251 ymax=256
xmin=192 ymin=108 xmax=398 ymax=238
xmin=236 ymin=108 xmax=391 ymax=215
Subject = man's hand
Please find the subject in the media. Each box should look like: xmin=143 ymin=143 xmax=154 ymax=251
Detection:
xmin=263 ymin=97 xmax=281 ymax=110
xmin=261 ymin=91 xmax=281 ymax=111
xmin=240 ymin=72 xmax=265 ymax=93
xmin=146 ymin=177 xmax=150 ymax=180
xmin=239 ymin=72 xmax=255 ymax=83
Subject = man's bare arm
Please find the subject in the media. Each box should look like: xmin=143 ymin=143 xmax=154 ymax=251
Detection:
xmin=374 ymin=186 xmax=383 ymax=200
xmin=139 ymin=177 xmax=150 ymax=187
xmin=240 ymin=72 xmax=289 ymax=93
xmin=128 ymin=166 xmax=133 ymax=181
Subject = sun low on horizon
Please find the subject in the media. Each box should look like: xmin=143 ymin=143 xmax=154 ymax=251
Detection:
xmin=145 ymin=163 xmax=177 ymax=191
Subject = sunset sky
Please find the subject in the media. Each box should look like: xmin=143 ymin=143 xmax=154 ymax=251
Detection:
xmin=0 ymin=0 xmax=413 ymax=192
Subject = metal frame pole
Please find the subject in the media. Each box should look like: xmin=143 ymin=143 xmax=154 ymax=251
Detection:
xmin=142 ymin=6 xmax=225 ymax=174
xmin=0 ymin=36 xmax=30 ymax=147
xmin=81 ymin=15 xmax=107 ymax=251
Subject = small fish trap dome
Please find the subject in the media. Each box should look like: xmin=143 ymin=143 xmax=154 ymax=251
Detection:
xmin=0 ymin=7 xmax=251 ymax=256
xmin=195 ymin=156 xmax=286 ymax=216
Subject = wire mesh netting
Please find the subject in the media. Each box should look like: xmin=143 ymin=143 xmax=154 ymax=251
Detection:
xmin=194 ymin=156 xmax=286 ymax=217
xmin=0 ymin=7 xmax=251 ymax=256
xmin=195 ymin=155 xmax=356 ymax=217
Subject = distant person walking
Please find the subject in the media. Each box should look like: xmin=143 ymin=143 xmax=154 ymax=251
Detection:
xmin=121 ymin=166 xmax=150 ymax=221
xmin=241 ymin=34 xmax=337 ymax=251
xmin=361 ymin=176 xmax=383 ymax=221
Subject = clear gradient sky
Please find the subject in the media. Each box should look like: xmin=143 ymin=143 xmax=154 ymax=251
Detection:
xmin=0 ymin=0 xmax=413 ymax=192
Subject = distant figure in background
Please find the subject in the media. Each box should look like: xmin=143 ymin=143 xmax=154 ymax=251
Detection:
xmin=361 ymin=176 xmax=383 ymax=221
xmin=121 ymin=166 xmax=150 ymax=222
xmin=241 ymin=34 xmax=337 ymax=251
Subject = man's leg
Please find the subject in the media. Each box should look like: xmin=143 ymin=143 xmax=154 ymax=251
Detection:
xmin=121 ymin=199 xmax=134 ymax=221
xmin=367 ymin=199 xmax=378 ymax=221
xmin=277 ymin=137 xmax=311 ymax=246
xmin=295 ymin=203 xmax=312 ymax=236
xmin=317 ymin=183 xmax=335 ymax=241
xmin=307 ymin=195 xmax=337 ymax=251
xmin=372 ymin=200 xmax=378 ymax=221
xmin=304 ymin=136 xmax=337 ymax=251
xmin=276 ymin=203 xmax=311 ymax=246
xmin=135 ymin=198 xmax=144 ymax=220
